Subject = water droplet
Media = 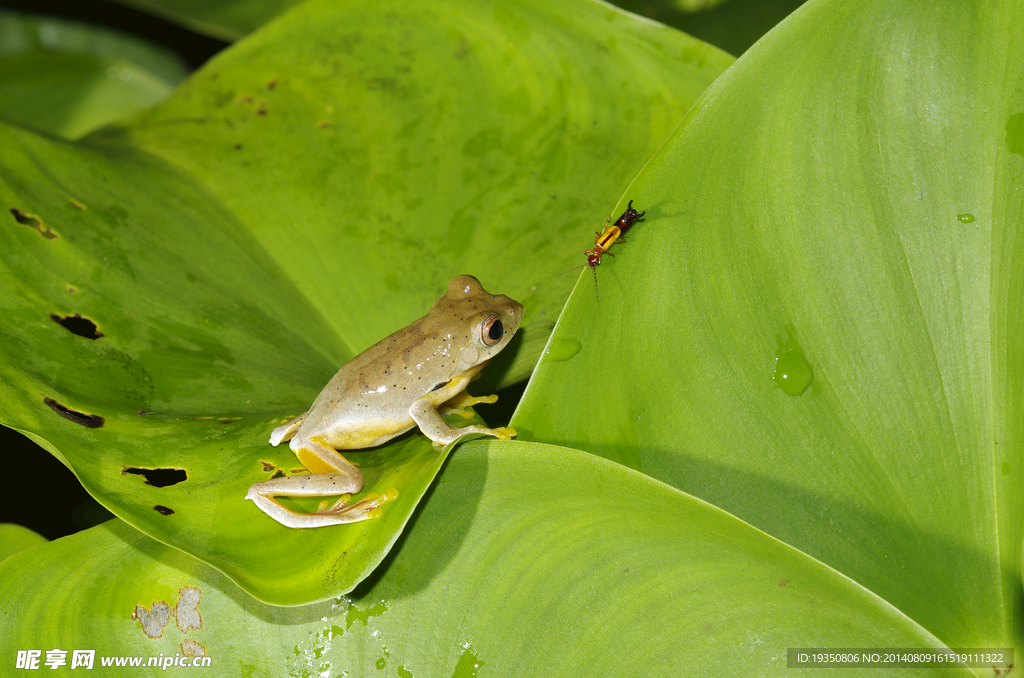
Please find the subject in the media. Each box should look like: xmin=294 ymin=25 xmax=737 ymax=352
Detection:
xmin=544 ymin=338 xmax=582 ymax=362
xmin=956 ymin=213 xmax=976 ymax=223
xmin=376 ymin=657 xmax=387 ymax=669
xmin=774 ymin=324 xmax=813 ymax=396
xmin=1002 ymin=461 xmax=1012 ymax=476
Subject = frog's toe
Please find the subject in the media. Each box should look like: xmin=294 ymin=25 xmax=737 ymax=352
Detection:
xmin=325 ymin=487 xmax=399 ymax=520
xmin=441 ymin=392 xmax=499 ymax=418
xmin=492 ymin=426 xmax=516 ymax=440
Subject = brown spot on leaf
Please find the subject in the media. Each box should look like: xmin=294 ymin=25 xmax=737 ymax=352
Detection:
xmin=255 ymin=101 xmax=267 ymax=116
xmin=44 ymin=397 xmax=104 ymax=428
xmin=260 ymin=461 xmax=275 ymax=472
xmin=174 ymin=586 xmax=202 ymax=633
xmin=122 ymin=467 xmax=187 ymax=487
xmin=50 ymin=313 xmax=103 ymax=340
xmin=10 ymin=208 xmax=57 ymax=239
xmin=317 ymin=120 xmax=333 ymax=129
xmin=237 ymin=94 xmax=253 ymax=104
xmin=267 ymin=77 xmax=278 ymax=90
xmin=133 ymin=601 xmax=171 ymax=638
xmin=153 ymin=505 xmax=175 ymax=515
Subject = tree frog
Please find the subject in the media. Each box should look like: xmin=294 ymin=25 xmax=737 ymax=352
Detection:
xmin=247 ymin=275 xmax=524 ymax=528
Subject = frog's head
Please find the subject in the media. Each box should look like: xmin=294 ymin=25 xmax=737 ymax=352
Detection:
xmin=437 ymin=275 xmax=524 ymax=370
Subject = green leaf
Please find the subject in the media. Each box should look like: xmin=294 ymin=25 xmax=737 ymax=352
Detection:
xmin=112 ymin=0 xmax=731 ymax=371
xmin=515 ymin=0 xmax=1024 ymax=652
xmin=0 ymin=10 xmax=187 ymax=140
xmin=0 ymin=0 xmax=729 ymax=603
xmin=0 ymin=524 xmax=47 ymax=563
xmin=0 ymin=444 xmax=967 ymax=676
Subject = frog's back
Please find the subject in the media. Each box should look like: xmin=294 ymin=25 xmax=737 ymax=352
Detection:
xmin=296 ymin=316 xmax=464 ymax=448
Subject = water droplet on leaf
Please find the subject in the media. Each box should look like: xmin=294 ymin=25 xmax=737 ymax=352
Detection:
xmin=774 ymin=324 xmax=813 ymax=396
xmin=544 ymin=338 xmax=582 ymax=362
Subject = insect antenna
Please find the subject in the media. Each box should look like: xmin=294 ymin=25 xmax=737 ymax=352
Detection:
xmin=557 ymin=263 xmax=587 ymax=277
xmin=592 ymin=266 xmax=600 ymax=301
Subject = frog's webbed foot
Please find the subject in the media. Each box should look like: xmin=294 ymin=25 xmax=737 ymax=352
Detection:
xmin=439 ymin=392 xmax=498 ymax=420
xmin=412 ymin=394 xmax=516 ymax=448
xmin=269 ymin=411 xmax=309 ymax=446
xmin=246 ymin=474 xmax=398 ymax=528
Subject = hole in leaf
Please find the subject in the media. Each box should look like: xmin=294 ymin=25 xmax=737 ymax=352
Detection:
xmin=10 ymin=208 xmax=57 ymax=239
xmin=122 ymin=467 xmax=187 ymax=487
xmin=50 ymin=313 xmax=103 ymax=340
xmin=44 ymin=397 xmax=104 ymax=428
xmin=10 ymin=207 xmax=40 ymax=227
xmin=153 ymin=505 xmax=175 ymax=515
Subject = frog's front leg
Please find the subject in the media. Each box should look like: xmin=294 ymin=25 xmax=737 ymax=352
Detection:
xmin=247 ymin=438 xmax=390 ymax=528
xmin=410 ymin=394 xmax=516 ymax=447
xmin=439 ymin=392 xmax=499 ymax=420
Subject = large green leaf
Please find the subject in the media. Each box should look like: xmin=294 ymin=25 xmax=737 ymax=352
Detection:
xmin=0 ymin=443 xmax=967 ymax=676
xmin=0 ymin=0 xmax=729 ymax=603
xmin=515 ymin=0 xmax=1024 ymax=653
xmin=0 ymin=10 xmax=187 ymax=140
xmin=112 ymin=0 xmax=730 ymax=361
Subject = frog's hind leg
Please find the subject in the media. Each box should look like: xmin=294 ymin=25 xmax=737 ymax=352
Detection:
xmin=248 ymin=437 xmax=397 ymax=528
xmin=246 ymin=473 xmax=394 ymax=528
xmin=269 ymin=411 xmax=308 ymax=446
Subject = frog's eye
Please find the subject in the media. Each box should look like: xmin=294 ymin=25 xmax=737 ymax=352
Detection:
xmin=480 ymin=314 xmax=504 ymax=346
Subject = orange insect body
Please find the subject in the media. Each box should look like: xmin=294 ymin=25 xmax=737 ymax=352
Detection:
xmin=562 ymin=200 xmax=645 ymax=299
